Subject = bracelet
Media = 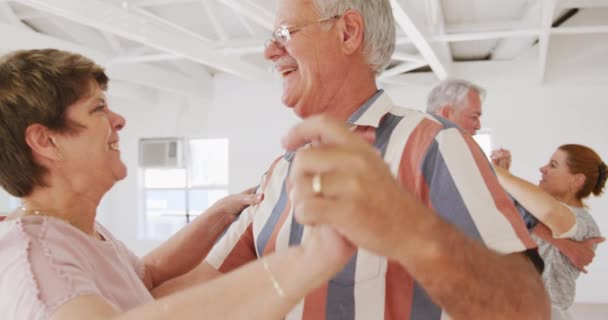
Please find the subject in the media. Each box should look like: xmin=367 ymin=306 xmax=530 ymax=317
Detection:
xmin=262 ymin=257 xmax=286 ymax=298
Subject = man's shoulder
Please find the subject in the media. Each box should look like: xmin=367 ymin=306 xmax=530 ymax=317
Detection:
xmin=380 ymin=103 xmax=446 ymax=136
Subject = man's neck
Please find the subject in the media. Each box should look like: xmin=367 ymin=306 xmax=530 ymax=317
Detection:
xmin=321 ymin=62 xmax=379 ymax=122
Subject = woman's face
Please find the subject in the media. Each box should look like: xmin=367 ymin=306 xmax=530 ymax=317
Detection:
xmin=538 ymin=149 xmax=577 ymax=198
xmin=50 ymin=81 xmax=126 ymax=192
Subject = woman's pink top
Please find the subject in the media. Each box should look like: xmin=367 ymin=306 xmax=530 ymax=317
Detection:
xmin=0 ymin=216 xmax=153 ymax=319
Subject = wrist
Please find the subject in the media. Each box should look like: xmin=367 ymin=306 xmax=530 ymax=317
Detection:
xmin=392 ymin=206 xmax=445 ymax=269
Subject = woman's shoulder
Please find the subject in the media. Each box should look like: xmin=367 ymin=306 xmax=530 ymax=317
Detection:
xmin=566 ymin=205 xmax=602 ymax=238
xmin=1 ymin=216 xmax=81 ymax=243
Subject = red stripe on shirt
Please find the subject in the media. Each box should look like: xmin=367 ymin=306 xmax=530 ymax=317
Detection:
xmin=385 ymin=260 xmax=414 ymax=320
xmin=461 ymin=134 xmax=537 ymax=249
xmin=218 ymin=224 xmax=257 ymax=273
xmin=399 ymin=118 xmax=442 ymax=204
xmin=302 ymin=283 xmax=328 ymax=319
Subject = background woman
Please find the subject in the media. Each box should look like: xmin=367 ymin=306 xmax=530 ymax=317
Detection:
xmin=492 ymin=145 xmax=605 ymax=320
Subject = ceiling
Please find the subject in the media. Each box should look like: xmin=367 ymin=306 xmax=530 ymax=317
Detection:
xmin=1 ymin=0 xmax=607 ymax=99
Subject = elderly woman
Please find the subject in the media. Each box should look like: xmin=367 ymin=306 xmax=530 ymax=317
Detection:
xmin=492 ymin=145 xmax=605 ymax=320
xmin=0 ymin=49 xmax=354 ymax=320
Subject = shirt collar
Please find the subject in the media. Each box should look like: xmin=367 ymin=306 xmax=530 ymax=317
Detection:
xmin=346 ymin=89 xmax=394 ymax=128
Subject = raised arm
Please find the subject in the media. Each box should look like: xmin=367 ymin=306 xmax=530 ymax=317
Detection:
xmin=284 ymin=116 xmax=550 ymax=320
xmin=140 ymin=188 xmax=261 ymax=292
xmin=52 ymin=226 xmax=354 ymax=320
xmin=493 ymin=163 xmax=576 ymax=237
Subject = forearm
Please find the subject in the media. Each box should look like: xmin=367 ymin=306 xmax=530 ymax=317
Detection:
xmin=395 ymin=203 xmax=550 ymax=319
xmin=495 ymin=166 xmax=574 ymax=234
xmin=143 ymin=212 xmax=231 ymax=288
xmin=118 ymin=247 xmax=332 ymax=320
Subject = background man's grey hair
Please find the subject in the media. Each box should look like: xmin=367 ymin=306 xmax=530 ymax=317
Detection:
xmin=426 ymin=78 xmax=486 ymax=113
xmin=313 ymin=0 xmax=396 ymax=74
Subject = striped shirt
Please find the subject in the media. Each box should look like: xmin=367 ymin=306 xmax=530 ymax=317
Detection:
xmin=206 ymin=90 xmax=537 ymax=320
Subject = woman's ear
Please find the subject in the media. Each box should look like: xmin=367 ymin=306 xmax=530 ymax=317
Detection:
xmin=340 ymin=10 xmax=364 ymax=55
xmin=572 ymin=173 xmax=586 ymax=193
xmin=24 ymin=124 xmax=62 ymax=161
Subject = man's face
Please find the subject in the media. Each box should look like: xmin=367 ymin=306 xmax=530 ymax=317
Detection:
xmin=264 ymin=0 xmax=344 ymax=118
xmin=449 ymin=89 xmax=482 ymax=135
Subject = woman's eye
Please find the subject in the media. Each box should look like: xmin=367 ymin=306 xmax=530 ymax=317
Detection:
xmin=95 ymin=103 xmax=107 ymax=112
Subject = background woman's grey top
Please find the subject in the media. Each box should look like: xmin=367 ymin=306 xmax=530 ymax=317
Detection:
xmin=532 ymin=205 xmax=601 ymax=310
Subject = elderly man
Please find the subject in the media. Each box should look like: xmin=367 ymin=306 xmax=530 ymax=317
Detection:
xmin=427 ymin=78 xmax=604 ymax=272
xmin=162 ymin=1 xmax=550 ymax=319
xmin=426 ymin=78 xmax=485 ymax=135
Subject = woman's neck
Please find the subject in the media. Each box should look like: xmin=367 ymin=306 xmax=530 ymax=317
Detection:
xmin=21 ymin=187 xmax=100 ymax=237
xmin=555 ymin=193 xmax=583 ymax=208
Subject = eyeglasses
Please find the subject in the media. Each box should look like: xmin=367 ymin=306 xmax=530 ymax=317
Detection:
xmin=265 ymin=15 xmax=341 ymax=48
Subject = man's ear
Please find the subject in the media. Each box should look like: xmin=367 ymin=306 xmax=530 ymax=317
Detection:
xmin=24 ymin=124 xmax=62 ymax=161
xmin=437 ymin=106 xmax=454 ymax=119
xmin=339 ymin=9 xmax=364 ymax=55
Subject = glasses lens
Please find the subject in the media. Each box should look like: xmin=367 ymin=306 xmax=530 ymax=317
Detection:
xmin=275 ymin=26 xmax=290 ymax=44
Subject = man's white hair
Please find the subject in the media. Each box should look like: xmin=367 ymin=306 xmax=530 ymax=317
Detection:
xmin=426 ymin=78 xmax=486 ymax=113
xmin=313 ymin=0 xmax=395 ymax=74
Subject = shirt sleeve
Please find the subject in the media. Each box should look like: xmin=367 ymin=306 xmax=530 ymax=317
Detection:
xmin=205 ymin=156 xmax=286 ymax=273
xmin=204 ymin=202 xmax=257 ymax=273
xmin=398 ymin=121 xmax=537 ymax=254
xmin=0 ymin=226 xmax=107 ymax=320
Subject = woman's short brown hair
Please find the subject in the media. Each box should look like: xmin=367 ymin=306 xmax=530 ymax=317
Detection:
xmin=0 ymin=49 xmax=108 ymax=197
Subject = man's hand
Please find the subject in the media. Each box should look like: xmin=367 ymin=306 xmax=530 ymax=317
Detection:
xmin=283 ymin=115 xmax=413 ymax=258
xmin=533 ymin=224 xmax=605 ymax=272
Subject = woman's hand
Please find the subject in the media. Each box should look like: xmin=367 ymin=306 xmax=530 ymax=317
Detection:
xmin=301 ymin=226 xmax=356 ymax=277
xmin=206 ymin=187 xmax=263 ymax=225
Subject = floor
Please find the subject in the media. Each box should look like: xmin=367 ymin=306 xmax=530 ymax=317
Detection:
xmin=570 ymin=303 xmax=608 ymax=319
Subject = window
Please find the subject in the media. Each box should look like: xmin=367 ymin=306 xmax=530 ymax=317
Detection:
xmin=473 ymin=130 xmax=493 ymax=158
xmin=141 ymin=138 xmax=229 ymax=240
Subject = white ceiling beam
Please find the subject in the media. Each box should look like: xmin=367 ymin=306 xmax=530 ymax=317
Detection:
xmin=101 ymin=31 xmax=123 ymax=53
xmin=170 ymin=60 xmax=213 ymax=86
xmin=538 ymin=0 xmax=557 ymax=82
xmin=216 ymin=0 xmax=274 ymax=31
xmin=16 ymin=10 xmax=47 ymax=20
xmin=426 ymin=0 xmax=452 ymax=70
xmin=396 ymin=24 xmax=607 ymax=43
xmin=0 ymin=1 xmax=28 ymax=29
xmin=392 ymin=52 xmax=425 ymax=63
xmin=446 ymin=21 xmax=536 ymax=33
xmin=436 ymin=29 xmax=541 ymax=42
xmin=109 ymin=53 xmax=184 ymax=64
xmin=14 ymin=0 xmax=266 ymax=79
xmin=378 ymin=61 xmax=428 ymax=81
xmin=552 ymin=25 xmax=608 ymax=34
xmin=389 ymin=0 xmax=449 ymax=79
xmin=559 ymin=0 xmax=608 ymax=8
xmin=235 ymin=8 xmax=256 ymax=36
xmin=491 ymin=1 xmax=541 ymax=60
xmin=0 ymin=22 xmax=211 ymax=99
xmin=201 ymin=0 xmax=228 ymax=41
xmin=133 ymin=0 xmax=199 ymax=7
xmin=45 ymin=17 xmax=115 ymax=54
